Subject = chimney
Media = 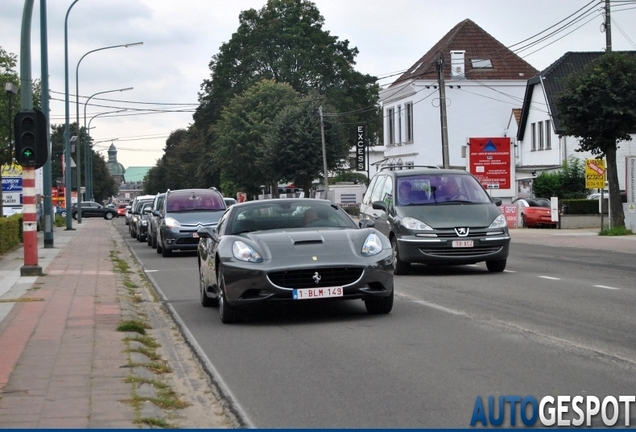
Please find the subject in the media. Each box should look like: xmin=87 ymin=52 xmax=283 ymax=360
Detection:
xmin=450 ymin=50 xmax=465 ymax=79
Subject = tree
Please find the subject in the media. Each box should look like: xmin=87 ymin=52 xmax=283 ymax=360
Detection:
xmin=267 ymin=95 xmax=347 ymax=195
xmin=212 ymin=79 xmax=300 ymax=195
xmin=0 ymin=47 xmax=20 ymax=167
xmin=193 ymin=0 xmax=381 ymax=187
xmin=557 ymin=52 xmax=636 ymax=228
xmin=532 ymin=156 xmax=587 ymax=199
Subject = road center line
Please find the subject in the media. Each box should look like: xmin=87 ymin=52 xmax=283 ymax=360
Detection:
xmin=539 ymin=275 xmax=560 ymax=280
xmin=593 ymin=285 xmax=620 ymax=290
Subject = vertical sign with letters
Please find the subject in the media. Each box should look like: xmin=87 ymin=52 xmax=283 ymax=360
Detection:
xmin=356 ymin=124 xmax=366 ymax=171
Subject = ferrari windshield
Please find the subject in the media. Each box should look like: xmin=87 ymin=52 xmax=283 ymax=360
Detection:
xmin=229 ymin=200 xmax=356 ymax=234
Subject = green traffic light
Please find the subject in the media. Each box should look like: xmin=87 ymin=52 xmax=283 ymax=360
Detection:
xmin=22 ymin=147 xmax=35 ymax=159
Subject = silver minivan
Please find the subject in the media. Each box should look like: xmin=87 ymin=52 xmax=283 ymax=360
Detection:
xmin=359 ymin=166 xmax=510 ymax=274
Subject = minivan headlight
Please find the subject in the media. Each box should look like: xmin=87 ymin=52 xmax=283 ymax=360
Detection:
xmin=165 ymin=217 xmax=181 ymax=229
xmin=489 ymin=214 xmax=507 ymax=229
xmin=402 ymin=217 xmax=433 ymax=231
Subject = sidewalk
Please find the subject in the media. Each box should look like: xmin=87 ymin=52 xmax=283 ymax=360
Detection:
xmin=509 ymin=227 xmax=636 ymax=254
xmin=0 ymin=219 xmax=137 ymax=428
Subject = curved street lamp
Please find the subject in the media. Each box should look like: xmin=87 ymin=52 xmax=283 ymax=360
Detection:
xmin=85 ymin=109 xmax=127 ymax=201
xmin=63 ymin=0 xmax=80 ymax=229
xmin=76 ymin=87 xmax=132 ymax=222
xmin=74 ymin=41 xmax=143 ymax=212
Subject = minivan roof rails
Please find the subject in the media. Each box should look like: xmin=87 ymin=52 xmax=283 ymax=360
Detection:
xmin=379 ymin=165 xmax=440 ymax=171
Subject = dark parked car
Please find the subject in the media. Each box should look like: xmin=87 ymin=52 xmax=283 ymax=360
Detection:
xmin=359 ymin=166 xmax=510 ymax=274
xmin=71 ymin=201 xmax=118 ymax=220
xmin=147 ymin=192 xmax=166 ymax=249
xmin=136 ymin=202 xmax=153 ymax=242
xmin=156 ymin=188 xmax=226 ymax=257
xmin=128 ymin=195 xmax=154 ymax=239
xmin=197 ymin=198 xmax=394 ymax=323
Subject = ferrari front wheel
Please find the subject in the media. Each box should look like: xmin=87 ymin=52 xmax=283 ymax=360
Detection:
xmin=218 ymin=268 xmax=240 ymax=324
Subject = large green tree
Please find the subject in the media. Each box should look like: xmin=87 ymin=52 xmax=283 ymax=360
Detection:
xmin=193 ymin=0 xmax=380 ymax=186
xmin=213 ymin=79 xmax=300 ymax=195
xmin=557 ymin=52 xmax=636 ymax=229
xmin=267 ymin=95 xmax=347 ymax=195
xmin=0 ymin=47 xmax=20 ymax=167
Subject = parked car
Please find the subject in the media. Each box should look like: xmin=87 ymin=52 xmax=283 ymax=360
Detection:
xmin=136 ymin=202 xmax=153 ymax=242
xmin=156 ymin=188 xmax=227 ymax=257
xmin=359 ymin=166 xmax=510 ymax=274
xmin=124 ymin=205 xmax=132 ymax=225
xmin=513 ymin=198 xmax=557 ymax=228
xmin=197 ymin=198 xmax=394 ymax=323
xmin=128 ymin=195 xmax=155 ymax=239
xmin=116 ymin=203 xmax=128 ymax=217
xmin=223 ymin=197 xmax=238 ymax=207
xmin=71 ymin=201 xmax=118 ymax=220
xmin=146 ymin=192 xmax=166 ymax=249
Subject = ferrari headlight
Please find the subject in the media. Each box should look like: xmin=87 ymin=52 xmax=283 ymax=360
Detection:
xmin=165 ymin=217 xmax=181 ymax=229
xmin=402 ymin=217 xmax=433 ymax=231
xmin=489 ymin=214 xmax=507 ymax=229
xmin=233 ymin=241 xmax=263 ymax=263
xmin=361 ymin=233 xmax=383 ymax=257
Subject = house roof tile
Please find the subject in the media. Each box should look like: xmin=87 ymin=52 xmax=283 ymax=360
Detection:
xmin=391 ymin=19 xmax=538 ymax=86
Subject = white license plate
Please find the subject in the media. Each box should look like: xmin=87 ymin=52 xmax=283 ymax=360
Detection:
xmin=452 ymin=240 xmax=474 ymax=248
xmin=292 ymin=287 xmax=343 ymax=300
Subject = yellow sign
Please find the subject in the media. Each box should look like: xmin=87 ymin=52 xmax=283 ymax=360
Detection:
xmin=585 ymin=158 xmax=606 ymax=189
xmin=1 ymin=163 xmax=23 ymax=177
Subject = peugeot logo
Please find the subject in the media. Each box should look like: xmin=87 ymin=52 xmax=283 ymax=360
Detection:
xmin=455 ymin=227 xmax=470 ymax=237
xmin=312 ymin=272 xmax=321 ymax=285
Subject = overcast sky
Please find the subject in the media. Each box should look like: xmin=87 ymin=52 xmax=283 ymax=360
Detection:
xmin=1 ymin=0 xmax=635 ymax=169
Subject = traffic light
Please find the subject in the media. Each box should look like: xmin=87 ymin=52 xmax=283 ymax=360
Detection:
xmin=14 ymin=108 xmax=48 ymax=169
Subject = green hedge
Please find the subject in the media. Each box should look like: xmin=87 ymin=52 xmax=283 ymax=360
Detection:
xmin=0 ymin=214 xmax=22 ymax=255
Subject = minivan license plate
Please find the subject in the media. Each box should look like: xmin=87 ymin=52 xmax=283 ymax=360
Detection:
xmin=452 ymin=240 xmax=473 ymax=248
xmin=293 ymin=287 xmax=343 ymax=300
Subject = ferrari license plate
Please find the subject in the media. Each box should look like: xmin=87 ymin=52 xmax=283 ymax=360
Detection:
xmin=452 ymin=240 xmax=474 ymax=248
xmin=293 ymin=287 xmax=343 ymax=300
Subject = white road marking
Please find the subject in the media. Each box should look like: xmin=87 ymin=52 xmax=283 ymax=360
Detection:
xmin=593 ymin=285 xmax=620 ymax=290
xmin=539 ymin=276 xmax=560 ymax=280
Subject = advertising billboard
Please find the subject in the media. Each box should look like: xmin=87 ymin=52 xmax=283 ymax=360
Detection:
xmin=468 ymin=137 xmax=511 ymax=190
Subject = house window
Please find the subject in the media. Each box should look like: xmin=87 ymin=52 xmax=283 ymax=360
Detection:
xmin=405 ymin=102 xmax=414 ymax=142
xmin=545 ymin=120 xmax=551 ymax=150
xmin=531 ymin=123 xmax=536 ymax=151
xmin=538 ymin=121 xmax=544 ymax=150
xmin=387 ymin=108 xmax=395 ymax=145
xmin=397 ymin=105 xmax=402 ymax=144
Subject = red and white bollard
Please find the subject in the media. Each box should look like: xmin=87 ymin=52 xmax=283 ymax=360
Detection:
xmin=21 ymin=166 xmax=42 ymax=276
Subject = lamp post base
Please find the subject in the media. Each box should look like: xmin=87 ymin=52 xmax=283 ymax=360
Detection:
xmin=20 ymin=265 xmax=43 ymax=277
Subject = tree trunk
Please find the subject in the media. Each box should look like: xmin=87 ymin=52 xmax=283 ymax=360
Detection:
xmin=605 ymin=147 xmax=625 ymax=228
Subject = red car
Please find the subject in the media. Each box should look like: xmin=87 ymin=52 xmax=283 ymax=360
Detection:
xmin=513 ymin=198 xmax=557 ymax=228
xmin=116 ymin=203 xmax=128 ymax=217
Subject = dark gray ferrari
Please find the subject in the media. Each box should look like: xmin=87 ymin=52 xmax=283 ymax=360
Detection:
xmin=197 ymin=198 xmax=394 ymax=324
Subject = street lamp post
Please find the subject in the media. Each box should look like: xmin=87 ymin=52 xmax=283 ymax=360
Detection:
xmin=74 ymin=42 xmax=142 ymax=222
xmin=63 ymin=0 xmax=80 ymax=230
xmin=85 ymin=110 xmax=126 ymax=200
xmin=76 ymin=87 xmax=132 ymax=222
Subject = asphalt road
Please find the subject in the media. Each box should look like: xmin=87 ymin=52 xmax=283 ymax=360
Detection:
xmin=116 ymin=219 xmax=636 ymax=428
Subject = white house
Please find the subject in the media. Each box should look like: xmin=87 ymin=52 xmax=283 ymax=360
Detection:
xmin=378 ymin=19 xmax=538 ymax=201
xmin=516 ymin=51 xmax=636 ymax=192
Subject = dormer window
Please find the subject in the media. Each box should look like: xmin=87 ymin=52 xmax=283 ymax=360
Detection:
xmin=471 ymin=58 xmax=492 ymax=69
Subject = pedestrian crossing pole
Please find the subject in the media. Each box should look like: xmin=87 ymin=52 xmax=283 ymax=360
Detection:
xmin=18 ymin=0 xmax=43 ymax=276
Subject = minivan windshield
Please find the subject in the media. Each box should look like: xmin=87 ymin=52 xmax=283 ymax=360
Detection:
xmin=166 ymin=192 xmax=225 ymax=212
xmin=396 ymin=173 xmax=492 ymax=205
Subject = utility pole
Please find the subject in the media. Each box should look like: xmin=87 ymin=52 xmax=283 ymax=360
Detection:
xmin=437 ymin=53 xmax=450 ymax=169
xmin=605 ymin=0 xmax=612 ymax=52
xmin=319 ymin=106 xmax=329 ymax=198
